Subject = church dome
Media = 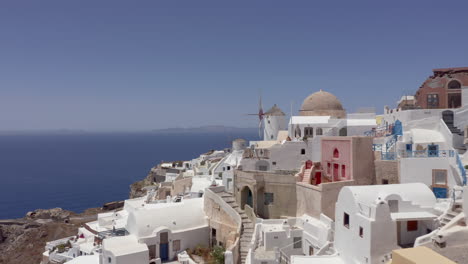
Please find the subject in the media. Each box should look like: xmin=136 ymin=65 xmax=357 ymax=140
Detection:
xmin=299 ymin=90 xmax=346 ymax=118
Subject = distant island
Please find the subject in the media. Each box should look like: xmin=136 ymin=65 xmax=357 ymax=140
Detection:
xmin=0 ymin=126 xmax=258 ymax=135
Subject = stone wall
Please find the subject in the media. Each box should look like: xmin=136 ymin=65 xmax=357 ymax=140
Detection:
xmin=351 ymin=136 xmax=376 ymax=185
xmin=296 ymin=183 xmax=322 ymax=218
xmin=234 ymin=170 xmax=297 ymax=219
xmin=203 ymin=188 xmax=240 ymax=252
xmin=171 ymin=177 xmax=192 ymax=196
xmin=296 ymin=180 xmax=355 ymax=220
xmin=375 ymin=160 xmax=400 ymax=184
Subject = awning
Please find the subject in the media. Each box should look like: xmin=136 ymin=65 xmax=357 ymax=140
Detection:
xmin=391 ymin=211 xmax=437 ymax=221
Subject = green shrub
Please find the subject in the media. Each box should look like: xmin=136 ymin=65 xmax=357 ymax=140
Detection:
xmin=211 ymin=246 xmax=225 ymax=264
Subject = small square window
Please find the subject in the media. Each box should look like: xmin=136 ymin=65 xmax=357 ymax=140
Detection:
xmin=173 ymin=240 xmax=181 ymax=252
xmin=407 ymin=221 xmax=418 ymax=232
xmin=359 ymin=226 xmax=363 ymax=238
xmin=343 ymin=212 xmax=349 ymax=228
xmin=272 ymin=161 xmax=277 ymax=165
xmin=382 ymin=179 xmax=389 ymax=184
xmin=301 ymin=149 xmax=306 ymax=155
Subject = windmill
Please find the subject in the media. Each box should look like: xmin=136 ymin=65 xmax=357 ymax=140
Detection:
xmin=245 ymin=94 xmax=265 ymax=139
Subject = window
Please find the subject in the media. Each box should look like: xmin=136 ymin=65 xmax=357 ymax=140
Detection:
xmin=427 ymin=94 xmax=439 ymax=108
xmin=304 ymin=127 xmax=313 ymax=137
xmin=316 ymin=128 xmax=323 ymax=136
xmin=382 ymin=179 xmax=389 ymax=184
xmin=108 ymin=257 xmax=112 ymax=263
xmin=271 ymin=135 xmax=274 ymax=139
xmin=448 ymin=80 xmax=461 ymax=89
xmin=407 ymin=220 xmax=418 ymax=231
xmin=341 ymin=164 xmax=346 ymax=178
xmin=173 ymin=240 xmax=181 ymax=252
xmin=333 ymin=148 xmax=339 ymax=159
xmin=359 ymin=226 xmax=364 ymax=238
xmin=293 ymin=237 xmax=302 ymax=249
xmin=433 ymin=170 xmax=447 ymax=185
xmin=259 ymin=165 xmax=268 ymax=171
xmin=227 ymin=166 xmax=231 ymax=171
xmin=264 ymin=192 xmax=274 ymax=205
xmin=448 ymin=93 xmax=462 ymax=108
xmin=272 ymin=161 xmax=277 ymax=165
xmin=327 ymin=163 xmax=331 ymax=174
xmin=343 ymin=212 xmax=350 ymax=228
xmin=301 ymin=149 xmax=306 ymax=155
xmin=223 ymin=167 xmax=225 ymax=171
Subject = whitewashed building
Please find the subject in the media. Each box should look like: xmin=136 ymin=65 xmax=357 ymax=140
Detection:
xmin=291 ymin=183 xmax=441 ymax=264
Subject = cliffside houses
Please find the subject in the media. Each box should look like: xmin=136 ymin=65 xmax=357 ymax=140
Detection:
xmin=42 ymin=68 xmax=468 ymax=264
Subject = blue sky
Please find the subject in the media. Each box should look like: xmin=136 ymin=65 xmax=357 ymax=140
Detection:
xmin=1 ymin=0 xmax=467 ymax=131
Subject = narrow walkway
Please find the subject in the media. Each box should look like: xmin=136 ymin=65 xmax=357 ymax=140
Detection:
xmin=217 ymin=191 xmax=254 ymax=264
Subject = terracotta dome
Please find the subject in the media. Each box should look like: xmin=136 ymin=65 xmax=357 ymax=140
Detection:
xmin=299 ymin=90 xmax=346 ymax=118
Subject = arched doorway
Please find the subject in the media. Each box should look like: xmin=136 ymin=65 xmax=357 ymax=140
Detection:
xmin=339 ymin=127 xmax=347 ymax=136
xmin=442 ymin=110 xmax=454 ymax=126
xmin=240 ymin=186 xmax=253 ymax=210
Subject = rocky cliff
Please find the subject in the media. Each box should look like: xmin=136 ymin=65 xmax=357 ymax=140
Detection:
xmin=0 ymin=207 xmax=102 ymax=264
xmin=129 ymin=165 xmax=161 ymax=199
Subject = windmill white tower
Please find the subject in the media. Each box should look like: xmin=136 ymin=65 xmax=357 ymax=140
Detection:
xmin=263 ymin=104 xmax=286 ymax=141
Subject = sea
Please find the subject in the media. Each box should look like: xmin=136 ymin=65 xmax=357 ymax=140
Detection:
xmin=0 ymin=132 xmax=257 ymax=219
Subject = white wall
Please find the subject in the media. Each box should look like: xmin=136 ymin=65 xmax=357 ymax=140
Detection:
xmin=382 ymin=109 xmax=446 ymax=127
xmin=241 ymin=141 xmax=312 ymax=172
xmin=399 ymin=157 xmax=460 ymax=189
xmin=264 ymin=115 xmax=286 ymax=141
xmin=334 ymin=188 xmax=396 ymax=264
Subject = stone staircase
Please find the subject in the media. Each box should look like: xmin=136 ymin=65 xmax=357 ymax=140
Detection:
xmin=440 ymin=200 xmax=463 ymax=228
xmin=217 ymin=191 xmax=254 ymax=264
xmin=446 ymin=122 xmax=463 ymax=136
xmin=302 ymin=167 xmax=313 ymax=184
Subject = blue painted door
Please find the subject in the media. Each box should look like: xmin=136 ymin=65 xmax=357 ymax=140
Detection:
xmin=433 ymin=187 xmax=447 ymax=198
xmin=392 ymin=120 xmax=403 ymax=136
xmin=160 ymin=243 xmax=169 ymax=261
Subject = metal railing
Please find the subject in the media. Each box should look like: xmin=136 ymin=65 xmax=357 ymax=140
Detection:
xmin=380 ymin=149 xmax=457 ymax=161
xmin=385 ymin=134 xmax=398 ymax=152
xmin=399 ymin=149 xmax=455 ymax=158
xmin=456 ymin=153 xmax=467 ymax=185
xmin=381 ymin=152 xmax=397 ymax=160
xmin=97 ymin=228 xmax=128 ymax=239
